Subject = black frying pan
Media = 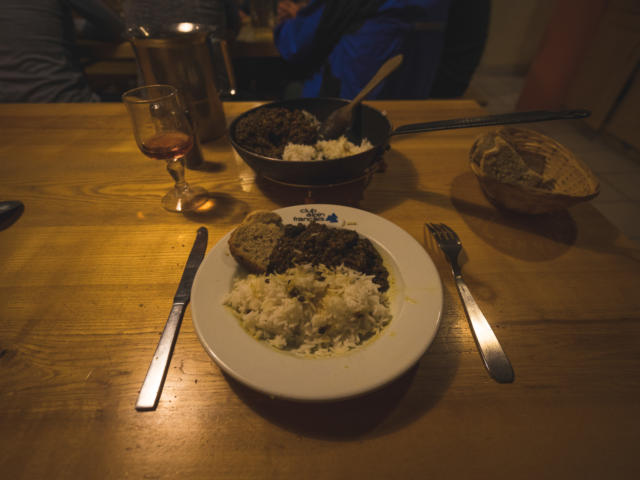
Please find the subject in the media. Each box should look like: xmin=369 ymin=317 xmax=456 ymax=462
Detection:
xmin=228 ymin=98 xmax=590 ymax=186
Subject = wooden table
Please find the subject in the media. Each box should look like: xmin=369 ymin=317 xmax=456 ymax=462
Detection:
xmin=1 ymin=101 xmax=639 ymax=479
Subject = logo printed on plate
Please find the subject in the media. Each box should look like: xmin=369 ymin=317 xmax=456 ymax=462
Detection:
xmin=292 ymin=207 xmax=339 ymax=223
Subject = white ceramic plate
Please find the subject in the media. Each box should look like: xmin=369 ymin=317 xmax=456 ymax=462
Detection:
xmin=191 ymin=204 xmax=443 ymax=401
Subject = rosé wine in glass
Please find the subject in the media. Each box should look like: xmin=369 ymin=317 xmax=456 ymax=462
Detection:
xmin=140 ymin=132 xmax=193 ymax=161
xmin=122 ymin=85 xmax=207 ymax=212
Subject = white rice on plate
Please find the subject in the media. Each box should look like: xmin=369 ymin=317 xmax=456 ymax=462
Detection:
xmin=223 ymin=263 xmax=391 ymax=356
xmin=283 ymin=136 xmax=374 ymax=162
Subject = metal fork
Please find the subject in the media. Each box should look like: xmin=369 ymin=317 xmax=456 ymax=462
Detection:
xmin=426 ymin=223 xmax=514 ymax=383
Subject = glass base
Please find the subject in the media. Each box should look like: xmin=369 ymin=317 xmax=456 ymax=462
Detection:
xmin=162 ymin=185 xmax=209 ymax=212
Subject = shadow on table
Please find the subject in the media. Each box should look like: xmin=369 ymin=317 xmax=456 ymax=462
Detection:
xmin=227 ymin=324 xmax=459 ymax=440
xmin=449 ymin=172 xmax=640 ymax=262
xmin=360 ymin=151 xmax=578 ymax=262
xmin=382 ymin=161 xmax=580 ymax=261
xmin=362 ymin=150 xmax=459 ymax=214
xmin=447 ymin=172 xmax=578 ymax=261
xmin=188 ymin=159 xmax=227 ymax=174
xmin=183 ymin=191 xmax=249 ymax=225
xmin=254 ymin=174 xmax=373 ymax=207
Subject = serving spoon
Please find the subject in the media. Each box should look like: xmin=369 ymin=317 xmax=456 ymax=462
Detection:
xmin=319 ymin=54 xmax=404 ymax=140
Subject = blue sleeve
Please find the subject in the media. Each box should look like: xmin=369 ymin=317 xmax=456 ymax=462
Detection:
xmin=273 ymin=1 xmax=325 ymax=63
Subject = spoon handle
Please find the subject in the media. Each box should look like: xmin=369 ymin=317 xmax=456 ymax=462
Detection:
xmin=351 ymin=54 xmax=403 ymax=105
xmin=0 ymin=201 xmax=23 ymax=215
xmin=391 ymin=109 xmax=591 ymax=136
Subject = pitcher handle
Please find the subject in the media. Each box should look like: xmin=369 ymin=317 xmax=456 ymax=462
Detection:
xmin=208 ymin=37 xmax=237 ymax=98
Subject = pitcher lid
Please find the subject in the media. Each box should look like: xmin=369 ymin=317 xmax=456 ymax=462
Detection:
xmin=127 ymin=22 xmax=211 ymax=39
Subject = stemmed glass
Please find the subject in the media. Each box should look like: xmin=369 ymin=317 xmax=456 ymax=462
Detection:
xmin=122 ymin=84 xmax=207 ymax=212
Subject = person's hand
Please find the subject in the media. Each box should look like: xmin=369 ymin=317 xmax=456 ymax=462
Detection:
xmin=277 ymin=0 xmax=302 ymax=23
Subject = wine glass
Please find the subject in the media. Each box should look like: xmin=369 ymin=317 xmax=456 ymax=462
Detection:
xmin=122 ymin=84 xmax=208 ymax=212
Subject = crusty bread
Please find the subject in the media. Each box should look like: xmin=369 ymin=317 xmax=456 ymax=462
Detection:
xmin=228 ymin=210 xmax=284 ymax=273
xmin=241 ymin=210 xmax=282 ymax=226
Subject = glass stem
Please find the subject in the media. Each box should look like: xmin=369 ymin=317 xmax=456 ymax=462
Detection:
xmin=166 ymin=157 xmax=190 ymax=192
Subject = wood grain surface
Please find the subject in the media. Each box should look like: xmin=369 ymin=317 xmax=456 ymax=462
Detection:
xmin=1 ymin=101 xmax=639 ymax=479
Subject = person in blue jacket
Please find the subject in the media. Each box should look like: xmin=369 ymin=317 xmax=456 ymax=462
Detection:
xmin=274 ymin=0 xmax=451 ymax=100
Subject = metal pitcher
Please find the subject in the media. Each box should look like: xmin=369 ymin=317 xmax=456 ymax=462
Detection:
xmin=127 ymin=23 xmax=235 ymax=142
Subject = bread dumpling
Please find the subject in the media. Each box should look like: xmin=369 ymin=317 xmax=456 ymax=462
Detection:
xmin=228 ymin=210 xmax=284 ymax=273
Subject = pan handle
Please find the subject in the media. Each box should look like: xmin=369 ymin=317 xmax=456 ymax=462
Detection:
xmin=390 ymin=109 xmax=591 ymax=136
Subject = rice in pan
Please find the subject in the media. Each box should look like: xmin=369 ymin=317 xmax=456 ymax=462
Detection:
xmin=283 ymin=136 xmax=374 ymax=162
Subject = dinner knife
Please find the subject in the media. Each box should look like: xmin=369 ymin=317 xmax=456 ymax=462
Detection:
xmin=135 ymin=226 xmax=208 ymax=411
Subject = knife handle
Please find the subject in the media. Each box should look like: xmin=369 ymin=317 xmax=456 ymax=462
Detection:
xmin=135 ymin=302 xmax=186 ymax=411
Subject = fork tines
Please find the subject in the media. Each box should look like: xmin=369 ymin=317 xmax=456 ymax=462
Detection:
xmin=425 ymin=223 xmax=457 ymax=240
